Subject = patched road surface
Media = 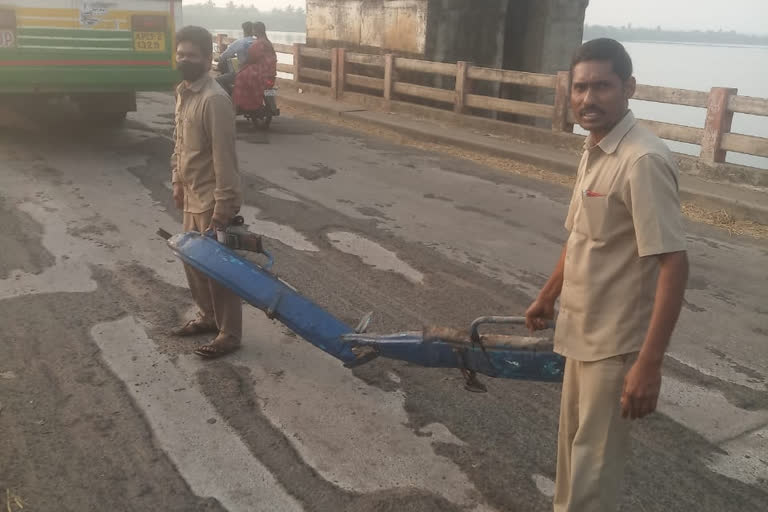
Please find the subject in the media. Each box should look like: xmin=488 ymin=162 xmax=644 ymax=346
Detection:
xmin=1 ymin=93 xmax=766 ymax=512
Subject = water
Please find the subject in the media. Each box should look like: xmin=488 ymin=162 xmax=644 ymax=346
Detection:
xmin=212 ymin=29 xmax=305 ymax=45
xmin=214 ymin=31 xmax=768 ymax=169
xmin=615 ymin=42 xmax=768 ymax=169
xmin=212 ymin=30 xmax=303 ymax=78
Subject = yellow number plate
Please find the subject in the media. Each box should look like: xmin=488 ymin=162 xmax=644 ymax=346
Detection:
xmin=133 ymin=31 xmax=165 ymax=52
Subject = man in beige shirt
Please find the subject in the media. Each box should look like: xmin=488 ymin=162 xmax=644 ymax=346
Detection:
xmin=526 ymin=39 xmax=689 ymax=511
xmin=171 ymin=26 xmax=243 ymax=358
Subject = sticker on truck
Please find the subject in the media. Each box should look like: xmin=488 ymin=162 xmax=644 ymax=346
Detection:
xmin=79 ymin=1 xmax=111 ymax=26
xmin=0 ymin=30 xmax=14 ymax=48
xmin=0 ymin=8 xmax=15 ymax=48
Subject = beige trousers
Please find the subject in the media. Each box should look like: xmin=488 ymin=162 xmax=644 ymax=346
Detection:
xmin=182 ymin=210 xmax=242 ymax=341
xmin=553 ymin=353 xmax=637 ymax=512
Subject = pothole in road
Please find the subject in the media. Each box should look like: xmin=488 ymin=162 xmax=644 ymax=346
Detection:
xmin=290 ymin=164 xmax=337 ymax=181
xmin=531 ymin=473 xmax=555 ymax=497
xmin=0 ymin=197 xmax=56 ymax=280
xmin=240 ymin=205 xmax=319 ymax=252
xmin=131 ymin=195 xmax=319 ymax=253
xmin=326 ymin=231 xmax=424 ymax=284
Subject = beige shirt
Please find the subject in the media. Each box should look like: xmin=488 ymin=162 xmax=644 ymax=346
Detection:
xmin=555 ymin=111 xmax=687 ymax=361
xmin=171 ymin=75 xmax=241 ymax=220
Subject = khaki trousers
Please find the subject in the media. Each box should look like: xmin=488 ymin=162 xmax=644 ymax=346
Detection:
xmin=182 ymin=210 xmax=242 ymax=341
xmin=554 ymin=353 xmax=637 ymax=512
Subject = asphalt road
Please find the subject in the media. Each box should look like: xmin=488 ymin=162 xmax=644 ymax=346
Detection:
xmin=0 ymin=93 xmax=766 ymax=512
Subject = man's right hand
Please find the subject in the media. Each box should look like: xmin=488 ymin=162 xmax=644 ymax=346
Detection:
xmin=173 ymin=183 xmax=184 ymax=210
xmin=525 ymin=296 xmax=556 ymax=332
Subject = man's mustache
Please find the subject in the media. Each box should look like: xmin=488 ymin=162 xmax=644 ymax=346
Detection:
xmin=579 ymin=106 xmax=605 ymax=116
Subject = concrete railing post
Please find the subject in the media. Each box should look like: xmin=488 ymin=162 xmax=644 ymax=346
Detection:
xmin=292 ymin=43 xmax=303 ymax=83
xmin=330 ymin=47 xmax=339 ymax=98
xmin=552 ymin=71 xmax=573 ymax=132
xmin=384 ymin=54 xmax=395 ymax=105
xmin=337 ymin=47 xmax=346 ymax=98
xmin=701 ymin=87 xmax=737 ymax=164
xmin=454 ymin=61 xmax=470 ymax=114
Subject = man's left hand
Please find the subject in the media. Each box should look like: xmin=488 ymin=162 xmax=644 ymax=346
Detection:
xmin=621 ymin=358 xmax=662 ymax=420
xmin=205 ymin=217 xmax=226 ymax=233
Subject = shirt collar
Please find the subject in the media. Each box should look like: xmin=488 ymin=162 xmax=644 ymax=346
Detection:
xmin=584 ymin=110 xmax=637 ymax=154
xmin=177 ymin=74 xmax=210 ymax=95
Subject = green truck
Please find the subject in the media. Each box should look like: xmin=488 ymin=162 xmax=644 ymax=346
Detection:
xmin=0 ymin=0 xmax=181 ymax=122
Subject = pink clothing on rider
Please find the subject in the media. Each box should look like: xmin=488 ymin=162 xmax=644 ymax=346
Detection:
xmin=233 ymin=38 xmax=277 ymax=111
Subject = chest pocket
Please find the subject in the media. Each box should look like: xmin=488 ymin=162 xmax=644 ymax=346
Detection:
xmin=579 ymin=195 xmax=610 ymax=240
xmin=182 ymin=115 xmax=208 ymax=151
xmin=179 ymin=99 xmax=208 ymax=152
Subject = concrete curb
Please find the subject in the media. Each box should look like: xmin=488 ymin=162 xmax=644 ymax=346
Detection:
xmin=345 ymin=110 xmax=579 ymax=175
xmin=278 ymin=91 xmax=768 ymax=225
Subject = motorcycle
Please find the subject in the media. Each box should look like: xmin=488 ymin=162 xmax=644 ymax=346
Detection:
xmin=240 ymin=77 xmax=280 ymax=130
xmin=215 ymin=57 xmax=280 ymax=130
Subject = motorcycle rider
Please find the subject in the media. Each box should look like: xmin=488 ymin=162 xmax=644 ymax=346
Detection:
xmin=232 ymin=22 xmax=277 ymax=113
xmin=216 ymin=21 xmax=255 ymax=94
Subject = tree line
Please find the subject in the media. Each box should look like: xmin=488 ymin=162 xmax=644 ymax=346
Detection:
xmin=584 ymin=24 xmax=768 ymax=46
xmin=183 ymin=3 xmax=307 ymax=33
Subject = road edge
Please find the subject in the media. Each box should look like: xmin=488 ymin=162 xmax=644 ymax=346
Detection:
xmin=276 ymin=88 xmax=768 ymax=226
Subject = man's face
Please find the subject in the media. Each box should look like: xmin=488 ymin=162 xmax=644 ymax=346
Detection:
xmin=571 ymin=60 xmax=635 ymax=137
xmin=176 ymin=40 xmax=210 ymax=82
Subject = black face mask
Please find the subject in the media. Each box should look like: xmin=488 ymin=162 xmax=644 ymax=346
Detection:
xmin=178 ymin=60 xmax=206 ymax=82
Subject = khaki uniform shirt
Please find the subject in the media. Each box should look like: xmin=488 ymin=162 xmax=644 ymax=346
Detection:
xmin=554 ymin=111 xmax=687 ymax=361
xmin=171 ymin=75 xmax=241 ymax=221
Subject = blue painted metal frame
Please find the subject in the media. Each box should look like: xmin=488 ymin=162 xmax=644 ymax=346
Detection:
xmin=166 ymin=231 xmax=564 ymax=382
xmin=168 ymin=232 xmax=358 ymax=364
xmin=341 ymin=332 xmax=564 ymax=381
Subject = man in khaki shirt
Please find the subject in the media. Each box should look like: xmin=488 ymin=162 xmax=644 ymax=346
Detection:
xmin=526 ymin=39 xmax=689 ymax=511
xmin=170 ymin=26 xmax=243 ymax=358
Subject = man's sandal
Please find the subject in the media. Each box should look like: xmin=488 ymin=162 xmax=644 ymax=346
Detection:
xmin=194 ymin=338 xmax=241 ymax=359
xmin=171 ymin=319 xmax=218 ymax=337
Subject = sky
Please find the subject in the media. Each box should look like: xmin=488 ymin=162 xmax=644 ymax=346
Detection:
xmin=585 ymin=0 xmax=767 ymax=34
xmin=186 ymin=0 xmax=768 ymax=35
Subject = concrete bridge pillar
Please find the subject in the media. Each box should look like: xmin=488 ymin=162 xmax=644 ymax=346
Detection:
xmin=306 ymin=0 xmax=589 ymax=75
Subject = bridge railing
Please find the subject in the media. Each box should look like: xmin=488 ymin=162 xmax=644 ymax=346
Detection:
xmin=270 ymin=42 xmax=768 ymax=168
